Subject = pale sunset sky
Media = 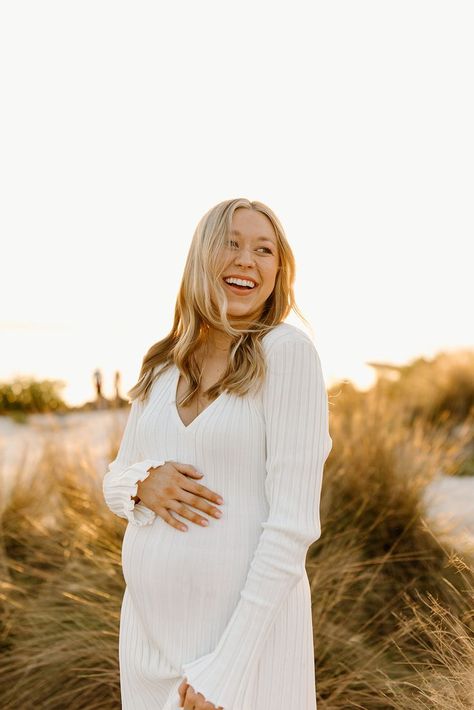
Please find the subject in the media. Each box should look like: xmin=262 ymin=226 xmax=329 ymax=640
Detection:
xmin=1 ymin=1 xmax=472 ymax=406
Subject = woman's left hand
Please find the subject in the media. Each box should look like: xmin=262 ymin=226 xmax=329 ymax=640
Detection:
xmin=178 ymin=677 xmax=224 ymax=709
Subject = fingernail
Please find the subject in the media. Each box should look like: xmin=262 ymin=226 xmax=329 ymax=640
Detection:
xmin=217 ymin=497 xmax=224 ymax=504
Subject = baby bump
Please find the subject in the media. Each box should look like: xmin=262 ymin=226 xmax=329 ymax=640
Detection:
xmin=121 ymin=514 xmax=259 ymax=652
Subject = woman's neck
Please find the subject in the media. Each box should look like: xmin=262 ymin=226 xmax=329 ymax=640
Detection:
xmin=202 ymin=312 xmax=262 ymax=358
xmin=200 ymin=329 xmax=231 ymax=359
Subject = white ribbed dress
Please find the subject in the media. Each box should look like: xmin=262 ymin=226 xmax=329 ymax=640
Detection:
xmin=102 ymin=322 xmax=332 ymax=710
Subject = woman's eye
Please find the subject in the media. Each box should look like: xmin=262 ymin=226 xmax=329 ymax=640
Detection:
xmin=226 ymin=240 xmax=272 ymax=254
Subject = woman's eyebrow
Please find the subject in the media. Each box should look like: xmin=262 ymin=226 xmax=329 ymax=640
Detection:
xmin=230 ymin=229 xmax=276 ymax=245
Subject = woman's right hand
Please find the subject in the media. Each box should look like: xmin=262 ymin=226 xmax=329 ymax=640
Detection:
xmin=136 ymin=460 xmax=224 ymax=532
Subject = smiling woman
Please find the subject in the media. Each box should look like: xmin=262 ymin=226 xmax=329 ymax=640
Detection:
xmin=218 ymin=208 xmax=280 ymax=316
xmin=102 ymin=197 xmax=332 ymax=710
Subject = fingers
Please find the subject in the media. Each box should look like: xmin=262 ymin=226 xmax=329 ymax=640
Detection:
xmin=172 ymin=461 xmax=204 ymax=478
xmin=156 ymin=506 xmax=189 ymax=533
xmin=173 ymin=462 xmax=225 ymax=508
xmin=183 ymin=684 xmax=221 ymax=709
xmin=171 ymin=491 xmax=224 ymax=528
xmin=141 ymin=459 xmax=225 ymax=533
xmin=178 ymin=677 xmax=189 ymax=702
xmin=182 ymin=682 xmax=195 ymax=709
xmin=179 ymin=476 xmax=225 ymax=507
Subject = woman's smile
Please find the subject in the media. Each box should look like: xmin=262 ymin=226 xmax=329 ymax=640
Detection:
xmin=222 ymin=277 xmax=259 ymax=296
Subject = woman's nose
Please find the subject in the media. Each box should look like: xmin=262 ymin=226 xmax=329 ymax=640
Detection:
xmin=234 ymin=248 xmax=255 ymax=266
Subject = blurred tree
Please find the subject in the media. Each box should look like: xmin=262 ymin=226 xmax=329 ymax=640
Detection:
xmin=0 ymin=377 xmax=68 ymax=415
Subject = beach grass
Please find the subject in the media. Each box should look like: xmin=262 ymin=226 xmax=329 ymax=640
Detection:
xmin=1 ymin=350 xmax=473 ymax=708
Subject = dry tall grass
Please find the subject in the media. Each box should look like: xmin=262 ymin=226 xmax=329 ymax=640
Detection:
xmin=1 ymin=351 xmax=473 ymax=709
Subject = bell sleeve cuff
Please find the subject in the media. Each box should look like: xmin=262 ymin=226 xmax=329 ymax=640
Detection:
xmin=122 ymin=459 xmax=166 ymax=525
xmin=102 ymin=393 xmax=166 ymax=527
xmin=103 ymin=458 xmax=166 ymax=526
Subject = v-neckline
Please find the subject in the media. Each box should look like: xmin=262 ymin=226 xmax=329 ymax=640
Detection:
xmin=170 ymin=364 xmax=227 ymax=431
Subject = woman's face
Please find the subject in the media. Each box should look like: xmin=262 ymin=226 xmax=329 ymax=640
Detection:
xmin=217 ymin=207 xmax=280 ymax=321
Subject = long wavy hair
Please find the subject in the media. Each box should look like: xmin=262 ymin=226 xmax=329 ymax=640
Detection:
xmin=127 ymin=197 xmax=310 ymax=406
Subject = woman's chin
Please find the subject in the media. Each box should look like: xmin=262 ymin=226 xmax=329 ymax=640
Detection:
xmin=226 ymin=304 xmax=264 ymax=321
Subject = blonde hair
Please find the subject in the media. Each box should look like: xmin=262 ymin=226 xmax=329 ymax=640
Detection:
xmin=127 ymin=197 xmax=310 ymax=406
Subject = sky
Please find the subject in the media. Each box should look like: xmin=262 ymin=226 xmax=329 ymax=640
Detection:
xmin=1 ymin=1 xmax=472 ymax=406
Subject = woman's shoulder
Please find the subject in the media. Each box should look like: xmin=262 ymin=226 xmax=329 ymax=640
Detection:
xmin=261 ymin=322 xmax=314 ymax=354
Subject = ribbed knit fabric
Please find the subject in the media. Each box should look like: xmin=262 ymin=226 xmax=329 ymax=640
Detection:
xmin=102 ymin=322 xmax=332 ymax=710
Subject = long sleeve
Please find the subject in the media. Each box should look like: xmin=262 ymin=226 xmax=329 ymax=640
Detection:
xmin=181 ymin=335 xmax=333 ymax=709
xmin=102 ymin=396 xmax=166 ymax=527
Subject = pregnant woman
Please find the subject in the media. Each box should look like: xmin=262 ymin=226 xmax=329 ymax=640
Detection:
xmin=102 ymin=197 xmax=333 ymax=710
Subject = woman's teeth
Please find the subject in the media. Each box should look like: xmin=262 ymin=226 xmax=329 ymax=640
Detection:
xmin=224 ymin=278 xmax=255 ymax=289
